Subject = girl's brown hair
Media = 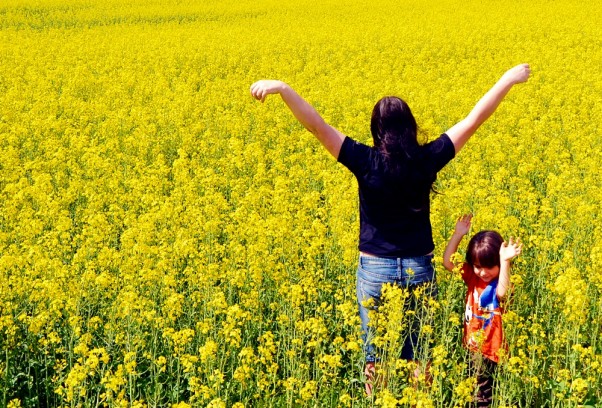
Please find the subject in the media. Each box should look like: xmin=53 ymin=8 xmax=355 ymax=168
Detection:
xmin=466 ymin=230 xmax=504 ymax=268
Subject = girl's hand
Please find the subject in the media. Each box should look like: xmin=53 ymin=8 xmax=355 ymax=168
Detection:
xmin=454 ymin=214 xmax=472 ymax=236
xmin=502 ymin=63 xmax=531 ymax=85
xmin=500 ymin=237 xmax=522 ymax=261
xmin=250 ymin=80 xmax=286 ymax=103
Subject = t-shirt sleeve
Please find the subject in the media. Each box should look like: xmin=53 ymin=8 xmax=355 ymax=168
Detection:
xmin=423 ymin=133 xmax=456 ymax=173
xmin=337 ymin=136 xmax=371 ymax=176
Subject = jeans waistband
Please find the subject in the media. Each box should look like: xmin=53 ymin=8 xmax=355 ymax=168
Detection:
xmin=359 ymin=253 xmax=434 ymax=266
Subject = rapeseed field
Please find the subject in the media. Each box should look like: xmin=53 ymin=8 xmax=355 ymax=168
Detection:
xmin=1 ymin=0 xmax=601 ymax=406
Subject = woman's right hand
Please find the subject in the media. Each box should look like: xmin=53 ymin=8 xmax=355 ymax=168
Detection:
xmin=250 ymin=80 xmax=286 ymax=103
xmin=502 ymin=63 xmax=531 ymax=84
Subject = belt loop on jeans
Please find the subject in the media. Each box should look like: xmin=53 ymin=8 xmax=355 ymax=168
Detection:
xmin=396 ymin=257 xmax=402 ymax=273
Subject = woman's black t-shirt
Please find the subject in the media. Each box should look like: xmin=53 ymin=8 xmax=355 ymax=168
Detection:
xmin=337 ymin=133 xmax=455 ymax=258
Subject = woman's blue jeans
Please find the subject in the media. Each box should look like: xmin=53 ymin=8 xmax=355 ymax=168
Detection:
xmin=356 ymin=253 xmax=437 ymax=363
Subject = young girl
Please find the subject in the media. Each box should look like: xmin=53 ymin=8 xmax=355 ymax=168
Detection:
xmin=443 ymin=214 xmax=522 ymax=407
xmin=251 ymin=64 xmax=530 ymax=395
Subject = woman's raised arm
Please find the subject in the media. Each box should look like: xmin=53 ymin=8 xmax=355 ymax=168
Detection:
xmin=445 ymin=63 xmax=531 ymax=154
xmin=250 ymin=80 xmax=345 ymax=158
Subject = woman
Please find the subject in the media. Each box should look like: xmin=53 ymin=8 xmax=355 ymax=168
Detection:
xmin=250 ymin=63 xmax=531 ymax=394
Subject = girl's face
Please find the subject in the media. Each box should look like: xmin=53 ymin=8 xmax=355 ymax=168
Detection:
xmin=473 ymin=263 xmax=500 ymax=283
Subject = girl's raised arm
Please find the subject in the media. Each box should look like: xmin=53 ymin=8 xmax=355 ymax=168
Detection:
xmin=497 ymin=237 xmax=522 ymax=298
xmin=445 ymin=63 xmax=531 ymax=154
xmin=250 ymin=80 xmax=345 ymax=158
xmin=443 ymin=214 xmax=472 ymax=271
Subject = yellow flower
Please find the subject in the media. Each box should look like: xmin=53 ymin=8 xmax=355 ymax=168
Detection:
xmin=570 ymin=378 xmax=589 ymax=402
xmin=199 ymin=340 xmax=218 ymax=363
xmin=454 ymin=377 xmax=476 ymax=405
xmin=7 ymin=399 xmax=22 ymax=408
xmin=375 ymin=389 xmax=398 ymax=408
xmin=299 ymin=381 xmax=317 ymax=401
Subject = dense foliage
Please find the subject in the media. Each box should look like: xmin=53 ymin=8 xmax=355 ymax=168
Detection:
xmin=1 ymin=0 xmax=601 ymax=406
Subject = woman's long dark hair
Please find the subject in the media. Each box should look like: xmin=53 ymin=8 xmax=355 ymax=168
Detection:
xmin=370 ymin=96 xmax=436 ymax=210
xmin=370 ymin=96 xmax=419 ymax=170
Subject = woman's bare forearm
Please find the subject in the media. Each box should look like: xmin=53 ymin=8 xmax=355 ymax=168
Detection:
xmin=446 ymin=64 xmax=531 ymax=153
xmin=250 ymin=80 xmax=344 ymax=157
